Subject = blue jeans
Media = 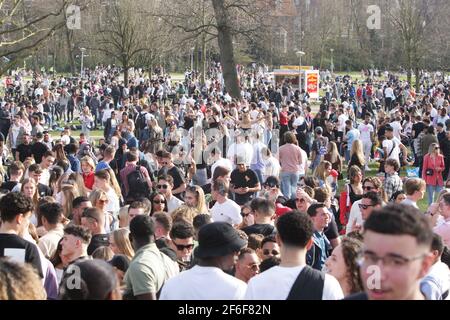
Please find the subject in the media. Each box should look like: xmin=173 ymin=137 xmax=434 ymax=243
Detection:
xmin=427 ymin=185 xmax=443 ymax=205
xmin=281 ymin=172 xmax=300 ymax=200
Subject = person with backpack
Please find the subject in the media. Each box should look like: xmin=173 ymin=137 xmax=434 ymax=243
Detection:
xmin=119 ymin=151 xmax=153 ymax=204
xmin=135 ymin=104 xmax=153 ymax=144
xmin=244 ymin=211 xmax=344 ymax=300
xmin=310 ymin=127 xmax=329 ymax=173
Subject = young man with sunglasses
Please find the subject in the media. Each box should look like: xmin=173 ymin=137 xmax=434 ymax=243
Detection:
xmin=259 ymin=235 xmax=280 ymax=261
xmin=235 ymin=248 xmax=260 ymax=283
xmin=157 ymin=174 xmax=184 ymax=214
xmin=81 ymin=207 xmax=109 ymax=256
xmin=158 ymin=151 xmax=186 ymax=199
xmin=242 ymin=198 xmax=275 ymax=237
xmin=348 ymin=204 xmax=434 ymax=300
xmin=359 ymin=192 xmax=383 ymax=231
xmin=168 ymin=220 xmax=195 ymax=271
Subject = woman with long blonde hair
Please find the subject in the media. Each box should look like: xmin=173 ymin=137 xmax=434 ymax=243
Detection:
xmin=349 ymin=140 xmax=366 ymax=173
xmin=109 ymin=228 xmax=134 ymax=260
xmin=59 ymin=182 xmax=80 ymax=219
xmin=313 ymin=161 xmax=334 ymax=195
xmin=68 ymin=172 xmax=89 ymax=197
xmin=184 ymin=185 xmax=209 ymax=215
xmin=93 ymin=169 xmax=121 ymax=213
xmin=171 ymin=205 xmax=200 ymax=224
xmin=53 ymin=144 xmax=68 ymax=163
xmin=324 ymin=141 xmax=342 ymax=173
xmin=21 ymin=178 xmax=39 ymax=220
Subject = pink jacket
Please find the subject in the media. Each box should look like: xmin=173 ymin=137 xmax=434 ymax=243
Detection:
xmin=422 ymin=154 xmax=445 ymax=186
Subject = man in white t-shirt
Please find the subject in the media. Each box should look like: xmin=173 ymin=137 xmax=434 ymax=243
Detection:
xmin=382 ymin=125 xmax=408 ymax=166
xmin=245 ymin=211 xmax=344 ymax=300
xmin=336 ymin=109 xmax=348 ymax=140
xmin=358 ymin=114 xmax=374 ymax=170
xmin=160 ymin=222 xmax=247 ymax=300
xmin=389 ymin=116 xmax=403 ymax=140
xmin=210 ymin=180 xmax=242 ymax=226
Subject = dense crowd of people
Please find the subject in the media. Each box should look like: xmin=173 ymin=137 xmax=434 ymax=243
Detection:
xmin=0 ymin=63 xmax=449 ymax=300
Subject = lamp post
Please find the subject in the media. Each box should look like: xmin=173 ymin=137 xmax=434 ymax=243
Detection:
xmin=296 ymin=50 xmax=305 ymax=91
xmin=330 ymin=48 xmax=334 ymax=75
xmin=80 ymin=48 xmax=86 ymax=79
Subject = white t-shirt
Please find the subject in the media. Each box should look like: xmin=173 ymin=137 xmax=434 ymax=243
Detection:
xmin=263 ymin=156 xmax=281 ymax=180
xmin=401 ymin=198 xmax=418 ymax=209
xmin=358 ymin=123 xmax=374 ymax=142
xmin=167 ymin=195 xmax=185 ymax=214
xmin=337 ymin=114 xmax=348 ymax=132
xmin=390 ymin=121 xmax=403 ymax=139
xmin=211 ymin=157 xmax=233 ymax=178
xmin=346 ymin=199 xmax=363 ymax=234
xmin=160 ymin=266 xmax=247 ymax=300
xmin=245 ymin=265 xmax=344 ymax=300
xmin=211 ymin=199 xmax=242 ymax=225
xmin=227 ymin=142 xmax=253 ymax=167
xmin=382 ymin=137 xmax=401 ymax=163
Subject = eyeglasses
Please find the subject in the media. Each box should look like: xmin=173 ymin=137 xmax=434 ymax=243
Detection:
xmin=263 ymin=249 xmax=279 ymax=256
xmin=173 ymin=242 xmax=194 ymax=251
xmin=157 ymin=184 xmax=169 ymax=189
xmin=264 ymin=184 xmax=279 ymax=189
xmin=246 ymin=263 xmax=260 ymax=271
xmin=241 ymin=211 xmax=252 ymax=217
xmin=357 ymin=250 xmax=426 ymax=268
xmin=358 ymin=203 xmax=374 ymax=210
xmin=153 ymin=199 xmax=165 ymax=204
xmin=363 ymin=186 xmax=374 ymax=191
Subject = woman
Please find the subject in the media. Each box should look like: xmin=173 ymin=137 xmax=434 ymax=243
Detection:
xmin=89 ymin=189 xmax=115 ymax=233
xmin=391 ymin=190 xmax=406 ymax=204
xmin=261 ymin=147 xmax=281 ymax=183
xmin=80 ymin=106 xmax=94 ymax=138
xmin=53 ymin=144 xmax=68 ymax=163
xmin=313 ymin=161 xmax=334 ymax=195
xmin=49 ymin=166 xmax=64 ymax=197
xmin=325 ymin=237 xmax=364 ymax=296
xmin=184 ymin=185 xmax=209 ymax=214
xmin=171 ymin=205 xmax=200 ymax=224
xmin=165 ymin=121 xmax=181 ymax=151
xmin=8 ymin=113 xmax=26 ymax=155
xmin=68 ymin=172 xmax=89 ymax=197
xmin=93 ymin=170 xmax=121 ymax=215
xmin=110 ymin=130 xmax=121 ymax=151
xmin=118 ymin=112 xmax=135 ymax=141
xmin=238 ymin=203 xmax=255 ymax=230
xmin=21 ymin=178 xmax=39 ymax=223
xmin=422 ymin=142 xmax=445 ymax=205
xmin=81 ymin=156 xmax=95 ymax=190
xmin=339 ymin=166 xmax=364 ymax=230
xmin=109 ymin=228 xmax=135 ymax=260
xmin=348 ymin=140 xmax=366 ymax=173
xmin=149 ymin=192 xmax=168 ymax=216
xmin=148 ymin=118 xmax=164 ymax=154
xmin=59 ymin=182 xmax=80 ymax=219
xmin=324 ymin=141 xmax=343 ymax=174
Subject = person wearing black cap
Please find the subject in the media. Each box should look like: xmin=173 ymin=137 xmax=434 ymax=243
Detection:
xmin=123 ymin=215 xmax=178 ymax=300
xmin=160 ymin=222 xmax=248 ymax=300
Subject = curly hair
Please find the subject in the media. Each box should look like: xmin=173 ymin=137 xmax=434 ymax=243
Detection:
xmin=340 ymin=237 xmax=364 ymax=294
xmin=0 ymin=258 xmax=47 ymax=300
xmin=171 ymin=205 xmax=200 ymax=224
xmin=0 ymin=192 xmax=33 ymax=222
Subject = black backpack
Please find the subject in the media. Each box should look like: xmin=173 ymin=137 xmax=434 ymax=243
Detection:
xmin=136 ymin=112 xmax=147 ymax=131
xmin=126 ymin=165 xmax=149 ymax=199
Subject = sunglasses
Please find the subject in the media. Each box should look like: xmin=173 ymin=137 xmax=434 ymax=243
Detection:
xmin=98 ymin=199 xmax=109 ymax=203
xmin=241 ymin=211 xmax=252 ymax=217
xmin=153 ymin=199 xmax=165 ymax=204
xmin=264 ymin=184 xmax=279 ymax=189
xmin=358 ymin=204 xmax=374 ymax=210
xmin=246 ymin=263 xmax=260 ymax=271
xmin=363 ymin=186 xmax=374 ymax=191
xmin=157 ymin=184 xmax=169 ymax=189
xmin=296 ymin=198 xmax=306 ymax=203
xmin=173 ymin=242 xmax=194 ymax=251
xmin=263 ymin=249 xmax=279 ymax=256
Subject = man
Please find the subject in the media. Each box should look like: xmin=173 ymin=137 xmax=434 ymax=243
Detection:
xmin=250 ymin=131 xmax=267 ymax=184
xmin=0 ymin=161 xmax=23 ymax=192
xmin=95 ymin=145 xmax=116 ymax=172
xmin=350 ymin=204 xmax=434 ymax=300
xmin=81 ymin=207 xmax=110 ymax=256
xmin=120 ymin=152 xmax=152 ymax=203
xmin=156 ymin=175 xmax=184 ymax=214
xmin=123 ymin=215 xmax=179 ymax=300
xmin=359 ymin=192 xmax=383 ymax=227
xmin=311 ymin=127 xmax=328 ymax=172
xmin=242 ymin=198 xmax=275 ymax=237
xmin=66 ymin=143 xmax=81 ymax=173
xmin=230 ymin=159 xmax=261 ymax=206
xmin=160 ymin=222 xmax=247 ymax=300
xmin=245 ymin=211 xmax=343 ymax=299
xmin=343 ymin=119 xmax=360 ymax=163
xmin=40 ymin=151 xmax=55 ymax=186
xmin=0 ymin=192 xmax=43 ymax=278
xmin=158 ymin=151 xmax=186 ymax=199
xmin=384 ymin=84 xmax=395 ymax=111
xmin=383 ymin=159 xmax=403 ymax=201
xmin=60 ymin=224 xmax=91 ymax=266
xmin=306 ymin=203 xmax=332 ymax=271
xmin=19 ymin=164 xmax=52 ymax=197
xmin=420 ymin=233 xmax=450 ymax=300
xmin=103 ymin=110 xmax=118 ymax=142
xmin=383 ymin=124 xmax=408 ymax=168
xmin=434 ymin=193 xmax=450 ymax=247
xmin=15 ymin=133 xmax=33 ymax=162
xmin=71 ymin=196 xmax=92 ymax=225
xmin=30 ymin=115 xmax=44 ymax=137
xmin=31 ymin=132 xmax=49 ymax=164
xmin=211 ymin=179 xmax=242 ymax=226
xmin=38 ymin=202 xmax=64 ymax=259
xmin=168 ymin=220 xmax=195 ymax=270
xmin=235 ymin=248 xmax=260 ymax=284
xmin=358 ymin=114 xmax=374 ymax=170
xmin=153 ymin=212 xmax=177 ymax=261
xmin=127 ymin=200 xmax=150 ymax=223
xmin=390 ymin=116 xmax=403 ymax=140
xmin=401 ymin=178 xmax=426 ymax=209
xmin=42 ymin=131 xmax=54 ymax=150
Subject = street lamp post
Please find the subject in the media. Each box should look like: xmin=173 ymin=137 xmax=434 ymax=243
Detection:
xmin=330 ymin=48 xmax=334 ymax=75
xmin=296 ymin=51 xmax=305 ymax=91
xmin=80 ymin=48 xmax=86 ymax=79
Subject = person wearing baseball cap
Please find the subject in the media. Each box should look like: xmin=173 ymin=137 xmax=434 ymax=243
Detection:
xmin=160 ymin=222 xmax=247 ymax=300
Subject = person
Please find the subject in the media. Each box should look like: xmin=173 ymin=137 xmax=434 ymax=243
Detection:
xmin=95 ymin=145 xmax=116 ymax=172
xmin=235 ymin=248 xmax=260 ymax=283
xmin=241 ymin=198 xmax=275 ymax=237
xmin=382 ymin=124 xmax=408 ymax=169
xmin=324 ymin=237 xmax=364 ymax=297
xmin=80 ymin=156 xmax=95 ymax=190
xmin=383 ymin=159 xmax=403 ymax=201
xmin=15 ymin=133 xmax=33 ymax=162
xmin=391 ymin=190 xmax=407 ymax=204
xmin=422 ymin=143 xmax=445 ymax=205
xmin=0 ymin=161 xmax=24 ymax=192
xmin=60 ymin=224 xmax=92 ymax=266
xmin=184 ymin=185 xmax=208 ymax=214
xmin=279 ymin=132 xmax=305 ymax=199
xmin=59 ymin=259 xmax=122 ymax=300
xmin=158 ymin=150 xmax=186 ymax=199
xmin=245 ymin=211 xmax=344 ymax=300
xmin=358 ymin=192 xmax=383 ymax=230
xmin=306 ymin=203 xmax=332 ymax=271
xmin=66 ymin=143 xmax=81 ymax=173
xmin=24 ymin=164 xmax=52 ymax=197
xmin=37 ymin=202 xmax=64 ymax=259
xmin=109 ymin=228 xmax=135 ymax=261
xmin=340 ymin=166 xmax=364 ymax=232
xmin=0 ymin=192 xmax=43 ymax=278
xmin=230 ymin=159 xmax=261 ymax=206
xmin=343 ymin=120 xmax=360 ymax=163
xmin=311 ymin=126 xmax=329 ymax=173
xmin=81 ymin=207 xmax=110 ymax=256
xmin=153 ymin=211 xmax=177 ymax=261
xmin=168 ymin=220 xmax=195 ymax=270
xmin=31 ymin=132 xmax=49 ymax=164
xmin=156 ymin=174 xmax=184 ymax=214
xmin=349 ymin=204 xmax=434 ymax=300
xmin=420 ymin=233 xmax=450 ymax=300
xmin=401 ymin=178 xmax=426 ymax=209
xmin=39 ymin=151 xmax=55 ymax=186
xmin=160 ymin=222 xmax=247 ymax=300
xmin=0 ymin=258 xmax=46 ymax=300
xmin=149 ymin=192 xmax=168 ymax=216
xmin=92 ymin=246 xmax=114 ymax=261
xmin=434 ymin=193 xmax=450 ymax=247
xmin=71 ymin=196 xmax=92 ymax=226
xmin=324 ymin=141 xmax=343 ymax=175
xmin=210 ymin=179 xmax=242 ymax=225
xmin=348 ymin=140 xmax=366 ymax=173
xmin=123 ymin=215 xmax=179 ymax=300
xmin=93 ymin=170 xmax=121 ymax=215
xmin=358 ymin=114 xmax=375 ymax=170
xmin=88 ymin=189 xmax=115 ymax=233
xmin=120 ymin=151 xmax=153 ymax=203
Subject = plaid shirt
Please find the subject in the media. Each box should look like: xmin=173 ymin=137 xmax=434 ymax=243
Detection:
xmin=384 ymin=172 xmax=403 ymax=201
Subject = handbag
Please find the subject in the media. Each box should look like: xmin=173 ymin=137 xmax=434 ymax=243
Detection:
xmin=426 ymin=168 xmax=434 ymax=176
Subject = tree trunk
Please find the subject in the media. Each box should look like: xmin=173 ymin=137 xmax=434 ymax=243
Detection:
xmin=123 ymin=61 xmax=129 ymax=86
xmin=414 ymin=66 xmax=420 ymax=93
xmin=201 ymin=34 xmax=207 ymax=84
xmin=211 ymin=0 xmax=241 ymax=100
